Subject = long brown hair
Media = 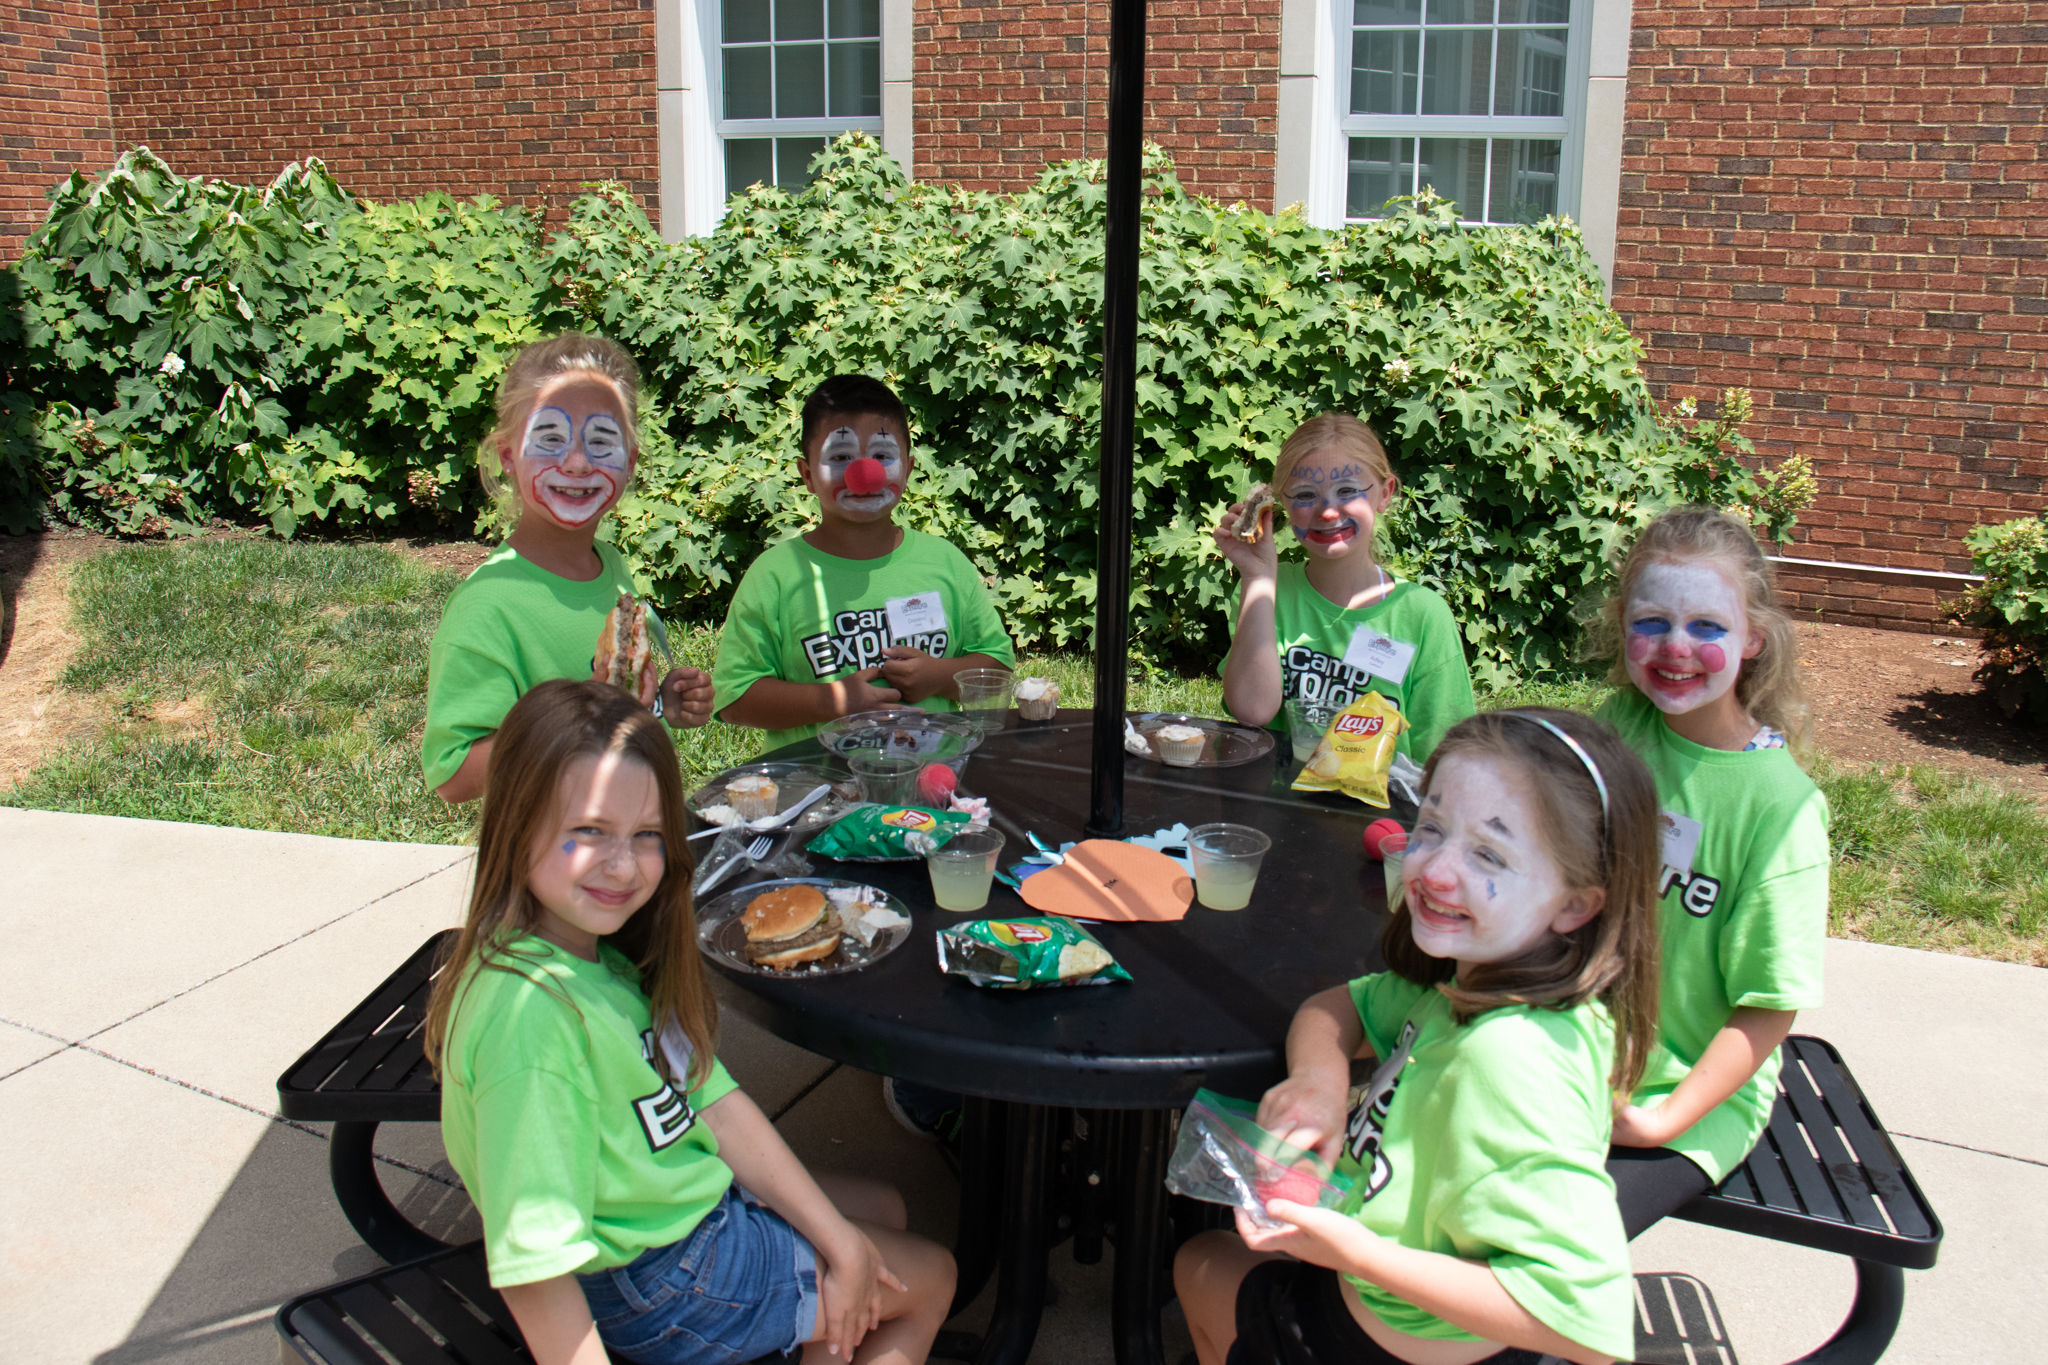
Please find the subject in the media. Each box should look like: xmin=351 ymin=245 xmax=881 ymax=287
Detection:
xmin=1591 ymin=505 xmax=1809 ymax=747
xmin=1381 ymin=707 xmax=1663 ymax=1093
xmin=424 ymin=679 xmax=715 ymax=1087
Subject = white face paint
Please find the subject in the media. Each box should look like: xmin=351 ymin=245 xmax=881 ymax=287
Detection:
xmin=1282 ymin=453 xmax=1388 ymax=559
xmin=1402 ymin=753 xmax=1598 ymax=973
xmin=807 ymin=416 xmax=908 ymax=519
xmin=512 ymin=376 xmax=633 ymax=529
xmin=1623 ymin=559 xmax=1756 ymax=717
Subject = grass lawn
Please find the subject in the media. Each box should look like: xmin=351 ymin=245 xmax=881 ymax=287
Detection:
xmin=7 ymin=539 xmax=2044 ymax=965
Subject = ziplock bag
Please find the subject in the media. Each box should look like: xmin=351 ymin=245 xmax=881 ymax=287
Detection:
xmin=1165 ymin=1089 xmax=1351 ymax=1229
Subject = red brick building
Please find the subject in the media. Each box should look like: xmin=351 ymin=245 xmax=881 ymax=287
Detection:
xmin=6 ymin=0 xmax=2043 ymax=627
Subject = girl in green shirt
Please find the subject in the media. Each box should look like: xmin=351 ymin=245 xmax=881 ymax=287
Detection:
xmin=1593 ymin=508 xmax=1829 ymax=1237
xmin=1174 ymin=708 xmax=1664 ymax=1365
xmin=426 ymin=680 xmax=954 ymax=1365
xmin=1214 ymin=413 xmax=1474 ymax=764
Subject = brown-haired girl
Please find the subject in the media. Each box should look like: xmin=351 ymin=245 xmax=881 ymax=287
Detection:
xmin=427 ymin=680 xmax=954 ymax=1365
xmin=1174 ymin=708 xmax=1662 ymax=1365
xmin=1214 ymin=412 xmax=1474 ymax=763
xmin=1592 ymin=506 xmax=1827 ymax=1238
xmin=422 ymin=334 xmax=715 ymax=804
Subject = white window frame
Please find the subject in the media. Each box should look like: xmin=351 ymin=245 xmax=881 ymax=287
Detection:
xmin=1336 ymin=0 xmax=1590 ymax=226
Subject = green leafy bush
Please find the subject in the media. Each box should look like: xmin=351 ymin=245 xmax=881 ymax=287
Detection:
xmin=6 ymin=138 xmax=1778 ymax=679
xmin=1950 ymin=515 xmax=2048 ymax=723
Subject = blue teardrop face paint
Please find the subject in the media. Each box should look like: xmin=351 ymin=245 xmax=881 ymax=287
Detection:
xmin=562 ymin=841 xmax=578 ymax=856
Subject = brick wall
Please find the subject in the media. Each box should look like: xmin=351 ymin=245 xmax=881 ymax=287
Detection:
xmin=914 ymin=0 xmax=1279 ymax=205
xmin=3 ymin=1 xmax=115 ymax=259
xmin=1611 ymin=0 xmax=2048 ymax=595
xmin=95 ymin=0 xmax=659 ymax=222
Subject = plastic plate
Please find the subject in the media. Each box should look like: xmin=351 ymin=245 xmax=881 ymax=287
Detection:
xmin=1130 ymin=713 xmax=1277 ymax=769
xmin=696 ymin=878 xmax=915 ymax=978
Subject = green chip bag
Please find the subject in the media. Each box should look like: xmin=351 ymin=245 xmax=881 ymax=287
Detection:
xmin=937 ymin=917 xmax=1132 ymax=989
xmin=807 ymin=805 xmax=973 ymax=861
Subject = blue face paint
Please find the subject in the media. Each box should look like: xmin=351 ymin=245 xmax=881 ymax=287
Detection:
xmin=1685 ymin=620 xmax=1730 ymax=642
xmin=561 ymin=841 xmax=577 ymax=855
xmin=1630 ymin=619 xmax=1672 ymax=637
xmin=1487 ymin=879 xmax=1496 ymax=900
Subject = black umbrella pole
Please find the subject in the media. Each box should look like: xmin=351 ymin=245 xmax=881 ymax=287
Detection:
xmin=1087 ymin=0 xmax=1147 ymax=839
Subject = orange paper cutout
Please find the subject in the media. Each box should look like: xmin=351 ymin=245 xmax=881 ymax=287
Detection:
xmin=1018 ymin=839 xmax=1195 ymax=922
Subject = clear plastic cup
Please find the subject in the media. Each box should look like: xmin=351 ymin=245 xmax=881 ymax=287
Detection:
xmin=955 ymin=667 xmax=1017 ymax=733
xmin=1284 ymin=697 xmax=1334 ymax=762
xmin=847 ymin=749 xmax=922 ymax=804
xmin=925 ymin=827 xmax=1007 ymax=912
xmin=1187 ymin=822 xmax=1273 ymax=911
xmin=1382 ymin=832 xmax=1410 ymax=912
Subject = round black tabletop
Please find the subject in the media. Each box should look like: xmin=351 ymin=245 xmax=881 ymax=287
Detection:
xmin=702 ymin=709 xmax=1398 ymax=1109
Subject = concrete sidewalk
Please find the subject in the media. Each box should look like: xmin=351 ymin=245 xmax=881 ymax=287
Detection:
xmin=2 ymin=806 xmax=2043 ymax=1364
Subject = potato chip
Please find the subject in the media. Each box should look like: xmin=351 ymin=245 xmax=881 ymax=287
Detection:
xmin=1289 ymin=691 xmax=1410 ymax=807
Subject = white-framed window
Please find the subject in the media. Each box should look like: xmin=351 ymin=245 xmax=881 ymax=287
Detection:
xmin=1338 ymin=0 xmax=1585 ymax=224
xmin=716 ymin=0 xmax=884 ymax=198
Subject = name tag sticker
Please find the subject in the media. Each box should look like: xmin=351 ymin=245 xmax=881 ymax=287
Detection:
xmin=885 ymin=592 xmax=948 ymax=641
xmin=1341 ymin=625 xmax=1418 ymax=686
xmin=1660 ymin=809 xmax=1703 ymax=878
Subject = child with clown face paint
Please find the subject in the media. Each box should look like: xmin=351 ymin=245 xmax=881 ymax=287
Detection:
xmin=422 ymin=335 xmax=715 ymax=804
xmin=711 ymin=375 xmax=1015 ymax=751
xmin=1592 ymin=507 xmax=1826 ymax=1238
xmin=1215 ymin=414 xmax=1475 ymax=764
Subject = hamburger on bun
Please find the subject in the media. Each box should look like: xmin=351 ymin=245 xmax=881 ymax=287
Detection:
xmin=596 ymin=591 xmax=651 ymax=694
xmin=1232 ymin=484 xmax=1274 ymax=544
xmin=741 ymin=885 xmax=842 ymax=969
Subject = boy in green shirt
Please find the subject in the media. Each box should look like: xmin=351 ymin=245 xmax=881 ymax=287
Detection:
xmin=712 ymin=375 xmax=1015 ymax=752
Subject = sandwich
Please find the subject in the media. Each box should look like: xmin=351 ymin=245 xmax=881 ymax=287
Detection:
xmin=741 ymin=885 xmax=842 ymax=969
xmin=1232 ymin=484 xmax=1274 ymax=543
xmin=596 ymin=591 xmax=651 ymax=693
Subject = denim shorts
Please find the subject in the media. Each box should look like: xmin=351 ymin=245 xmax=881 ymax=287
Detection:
xmin=577 ymin=1187 xmax=821 ymax=1365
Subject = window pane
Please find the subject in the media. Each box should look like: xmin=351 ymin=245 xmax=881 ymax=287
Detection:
xmin=828 ymin=41 xmax=881 ymax=117
xmin=1354 ymin=0 xmax=1421 ymax=23
xmin=1416 ymin=137 xmax=1488 ymax=219
xmin=1495 ymin=28 xmax=1567 ymax=116
xmin=1487 ymin=138 xmax=1560 ymax=221
xmin=1499 ymin=0 xmax=1569 ymax=22
xmin=724 ymin=0 xmax=770 ymax=44
xmin=724 ymin=46 xmax=773 ymax=119
xmin=775 ymin=44 xmax=826 ymax=117
xmin=1420 ymin=28 xmax=1491 ymax=116
xmin=775 ymin=137 xmax=829 ymax=190
xmin=1426 ymin=0 xmax=1492 ymax=22
xmin=726 ymin=138 xmax=774 ymax=196
xmin=828 ymin=0 xmax=880 ymax=38
xmin=1347 ymin=136 xmax=1416 ymax=217
xmin=775 ymin=0 xmax=823 ymax=41
xmin=1351 ymin=31 xmax=1420 ymax=114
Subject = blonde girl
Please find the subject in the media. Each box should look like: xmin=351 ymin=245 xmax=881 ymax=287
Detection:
xmin=1214 ymin=413 xmax=1474 ymax=763
xmin=426 ymin=679 xmax=954 ymax=1365
xmin=423 ymin=334 xmax=714 ymax=804
xmin=1593 ymin=506 xmax=1827 ymax=1237
xmin=1175 ymin=708 xmax=1663 ymax=1365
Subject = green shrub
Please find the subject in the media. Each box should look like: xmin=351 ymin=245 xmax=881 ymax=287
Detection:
xmin=1950 ymin=514 xmax=2048 ymax=723
xmin=6 ymin=138 xmax=1780 ymax=679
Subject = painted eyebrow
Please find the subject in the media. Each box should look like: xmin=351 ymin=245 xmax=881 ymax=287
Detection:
xmin=1482 ymin=815 xmax=1513 ymax=837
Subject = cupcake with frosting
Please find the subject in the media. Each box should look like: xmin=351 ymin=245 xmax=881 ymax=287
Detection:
xmin=1154 ymin=723 xmax=1207 ymax=766
xmin=726 ymin=773 xmax=780 ymax=821
xmin=1015 ymin=676 xmax=1060 ymax=720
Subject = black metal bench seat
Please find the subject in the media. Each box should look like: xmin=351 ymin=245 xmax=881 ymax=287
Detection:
xmin=275 ymin=935 xmax=1942 ymax=1365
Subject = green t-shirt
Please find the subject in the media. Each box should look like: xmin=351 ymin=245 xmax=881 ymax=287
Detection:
xmin=440 ymin=935 xmax=740 ymax=1288
xmin=1228 ymin=566 xmax=1475 ymax=763
xmin=711 ymin=530 xmax=1016 ymax=752
xmin=1601 ymin=689 xmax=1830 ymax=1181
xmin=1334 ymin=973 xmax=1633 ymax=1362
xmin=421 ymin=541 xmax=642 ymax=790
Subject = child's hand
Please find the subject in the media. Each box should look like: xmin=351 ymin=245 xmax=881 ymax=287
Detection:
xmin=1256 ymin=1070 xmax=1350 ymax=1167
xmin=1212 ymin=500 xmax=1279 ymax=581
xmin=1235 ymin=1198 xmax=1371 ymax=1273
xmin=833 ymin=666 xmax=904 ymax=714
xmin=816 ymin=1229 xmax=906 ymax=1358
xmin=878 ymin=646 xmax=953 ymax=704
xmin=659 ymin=666 xmax=715 ymax=728
xmin=1611 ymin=1100 xmax=1678 ymax=1148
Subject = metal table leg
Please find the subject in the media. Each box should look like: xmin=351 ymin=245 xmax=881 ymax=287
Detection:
xmin=328 ymin=1120 xmax=452 ymax=1265
xmin=1110 ymin=1108 xmax=1171 ymax=1365
xmin=974 ymin=1103 xmax=1055 ymax=1365
xmin=1789 ymin=1259 xmax=1905 ymax=1365
xmin=950 ymin=1096 xmax=1003 ymax=1318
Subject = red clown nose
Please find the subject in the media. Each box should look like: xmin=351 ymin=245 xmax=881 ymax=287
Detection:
xmin=845 ymin=458 xmax=888 ymax=495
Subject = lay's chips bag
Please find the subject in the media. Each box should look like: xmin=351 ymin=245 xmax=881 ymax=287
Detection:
xmin=807 ymin=804 xmax=974 ymax=860
xmin=1290 ymin=691 xmax=1409 ymax=807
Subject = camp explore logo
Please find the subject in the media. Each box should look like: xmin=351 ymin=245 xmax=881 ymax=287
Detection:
xmin=802 ymin=608 xmax=950 ymax=679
